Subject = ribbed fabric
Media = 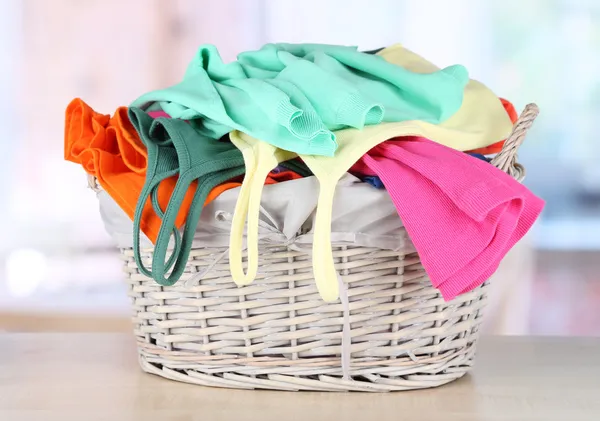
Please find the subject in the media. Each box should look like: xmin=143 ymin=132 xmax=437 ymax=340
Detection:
xmin=131 ymin=43 xmax=469 ymax=156
xmin=335 ymin=93 xmax=384 ymax=128
xmin=350 ymin=137 xmax=545 ymax=301
xmin=361 ymin=152 xmax=490 ymax=189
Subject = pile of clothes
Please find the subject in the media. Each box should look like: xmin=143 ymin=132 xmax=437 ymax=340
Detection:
xmin=65 ymin=43 xmax=544 ymax=302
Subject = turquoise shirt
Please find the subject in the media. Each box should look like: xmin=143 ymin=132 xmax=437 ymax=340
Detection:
xmin=131 ymin=43 xmax=468 ymax=156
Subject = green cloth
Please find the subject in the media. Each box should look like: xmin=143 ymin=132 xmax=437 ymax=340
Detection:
xmin=131 ymin=43 xmax=469 ymax=157
xmin=278 ymin=158 xmax=312 ymax=177
xmin=128 ymin=108 xmax=245 ymax=286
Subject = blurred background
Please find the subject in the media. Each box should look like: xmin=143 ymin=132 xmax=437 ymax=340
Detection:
xmin=1 ymin=0 xmax=598 ymax=334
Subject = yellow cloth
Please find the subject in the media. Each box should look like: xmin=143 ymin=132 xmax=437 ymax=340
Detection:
xmin=375 ymin=44 xmax=513 ymax=151
xmin=227 ymin=44 xmax=514 ymax=301
xmin=228 ymin=131 xmax=297 ymax=285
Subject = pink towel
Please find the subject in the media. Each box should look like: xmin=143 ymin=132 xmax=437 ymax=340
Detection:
xmin=351 ymin=136 xmax=545 ymax=301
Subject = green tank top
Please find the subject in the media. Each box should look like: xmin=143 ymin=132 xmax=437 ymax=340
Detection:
xmin=128 ymin=108 xmax=245 ymax=286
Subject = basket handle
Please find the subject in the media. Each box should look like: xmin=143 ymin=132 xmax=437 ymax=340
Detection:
xmin=490 ymin=103 xmax=540 ymax=180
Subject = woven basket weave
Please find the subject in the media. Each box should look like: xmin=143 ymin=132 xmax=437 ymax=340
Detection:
xmin=105 ymin=104 xmax=539 ymax=392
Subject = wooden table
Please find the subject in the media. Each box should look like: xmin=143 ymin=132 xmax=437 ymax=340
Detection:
xmin=1 ymin=334 xmax=599 ymax=421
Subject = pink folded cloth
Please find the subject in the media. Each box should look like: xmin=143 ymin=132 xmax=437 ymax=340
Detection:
xmin=351 ymin=136 xmax=545 ymax=301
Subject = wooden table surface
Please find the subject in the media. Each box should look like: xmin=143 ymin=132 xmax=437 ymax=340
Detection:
xmin=1 ymin=334 xmax=599 ymax=421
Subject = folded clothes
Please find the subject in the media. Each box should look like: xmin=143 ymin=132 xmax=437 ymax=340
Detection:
xmin=350 ymin=136 xmax=544 ymax=301
xmin=64 ymin=99 xmax=308 ymax=243
xmin=131 ymin=43 xmax=469 ymax=156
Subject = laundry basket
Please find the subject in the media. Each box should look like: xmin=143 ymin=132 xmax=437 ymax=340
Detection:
xmin=97 ymin=104 xmax=539 ymax=392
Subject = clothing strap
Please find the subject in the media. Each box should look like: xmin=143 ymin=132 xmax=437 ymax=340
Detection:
xmin=310 ymin=180 xmax=339 ymax=301
xmin=148 ymin=166 xmax=244 ymax=285
xmin=133 ymin=168 xmax=182 ymax=279
xmin=228 ymin=131 xmax=297 ymax=285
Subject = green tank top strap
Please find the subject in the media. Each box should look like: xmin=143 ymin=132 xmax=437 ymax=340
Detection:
xmin=128 ymin=109 xmax=182 ymax=280
xmin=150 ymin=165 xmax=244 ymax=286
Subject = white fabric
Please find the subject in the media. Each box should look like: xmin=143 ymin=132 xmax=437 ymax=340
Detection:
xmin=97 ymin=173 xmax=414 ymax=253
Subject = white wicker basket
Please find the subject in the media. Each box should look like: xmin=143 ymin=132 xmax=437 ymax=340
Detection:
xmin=105 ymin=104 xmax=539 ymax=392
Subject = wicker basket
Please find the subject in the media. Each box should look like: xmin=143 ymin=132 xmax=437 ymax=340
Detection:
xmin=105 ymin=104 xmax=539 ymax=392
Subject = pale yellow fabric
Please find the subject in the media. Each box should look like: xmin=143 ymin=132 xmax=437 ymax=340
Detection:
xmin=376 ymin=44 xmax=513 ymax=151
xmin=228 ymin=131 xmax=297 ymax=285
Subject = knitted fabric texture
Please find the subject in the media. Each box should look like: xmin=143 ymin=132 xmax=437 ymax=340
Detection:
xmin=351 ymin=136 xmax=545 ymax=300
